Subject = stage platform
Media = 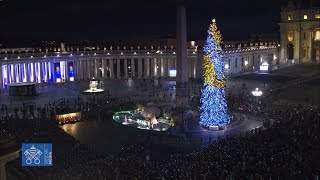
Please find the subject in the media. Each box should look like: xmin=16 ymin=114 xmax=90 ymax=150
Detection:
xmin=7 ymin=83 xmax=37 ymax=96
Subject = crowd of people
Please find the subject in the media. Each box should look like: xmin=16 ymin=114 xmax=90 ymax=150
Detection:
xmin=44 ymin=105 xmax=318 ymax=180
xmin=2 ymin=100 xmax=318 ymax=179
xmin=0 ymin=78 xmax=319 ymax=179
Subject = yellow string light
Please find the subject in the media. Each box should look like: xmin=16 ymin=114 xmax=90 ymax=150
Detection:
xmin=203 ymin=19 xmax=226 ymax=88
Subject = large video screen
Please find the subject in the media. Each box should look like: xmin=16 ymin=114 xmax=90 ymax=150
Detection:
xmin=169 ymin=68 xmax=176 ymax=77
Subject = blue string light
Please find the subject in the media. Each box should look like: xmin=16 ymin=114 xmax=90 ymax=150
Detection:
xmin=199 ymin=20 xmax=231 ymax=128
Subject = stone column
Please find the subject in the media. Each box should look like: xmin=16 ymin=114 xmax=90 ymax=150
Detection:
xmin=32 ymin=63 xmax=35 ymax=83
xmin=82 ymin=60 xmax=85 ymax=80
xmin=30 ymin=62 xmax=37 ymax=83
xmin=16 ymin=63 xmax=21 ymax=82
xmin=72 ymin=61 xmax=75 ymax=81
xmin=308 ymin=30 xmax=313 ymax=62
xmin=117 ymin=59 xmax=121 ymax=78
xmin=10 ymin=64 xmax=13 ymax=83
xmin=64 ymin=61 xmax=68 ymax=82
xmin=150 ymin=58 xmax=154 ymax=77
xmin=45 ymin=62 xmax=49 ymax=82
xmin=81 ymin=60 xmax=84 ymax=80
xmin=90 ymin=60 xmax=93 ymax=79
xmin=50 ymin=61 xmax=55 ymax=83
xmin=124 ymin=59 xmax=128 ymax=78
xmin=131 ymin=59 xmax=135 ymax=77
xmin=20 ymin=64 xmax=24 ymax=83
xmin=86 ymin=60 xmax=89 ymax=80
xmin=28 ymin=63 xmax=31 ymax=82
xmin=13 ymin=64 xmax=17 ymax=83
xmin=25 ymin=63 xmax=29 ymax=82
xmin=23 ymin=63 xmax=26 ymax=82
xmin=12 ymin=64 xmax=17 ymax=83
xmin=79 ymin=60 xmax=83 ymax=80
xmin=0 ymin=64 xmax=2 ymax=89
xmin=74 ymin=60 xmax=78 ymax=80
xmin=102 ymin=59 xmax=106 ymax=79
xmin=294 ymin=31 xmax=300 ymax=63
xmin=94 ymin=59 xmax=98 ymax=79
xmin=42 ymin=62 xmax=45 ymax=82
xmin=49 ymin=61 xmax=52 ymax=82
xmin=10 ymin=65 xmax=14 ymax=84
xmin=138 ymin=58 xmax=142 ymax=78
xmin=32 ymin=63 xmax=36 ymax=83
xmin=193 ymin=59 xmax=197 ymax=78
xmin=85 ymin=59 xmax=89 ymax=79
xmin=176 ymin=5 xmax=189 ymax=107
xmin=248 ymin=55 xmax=252 ymax=70
xmin=145 ymin=58 xmax=150 ymax=77
xmin=82 ymin=60 xmax=86 ymax=80
xmin=110 ymin=59 xmax=114 ymax=79
xmin=19 ymin=64 xmax=22 ymax=83
xmin=7 ymin=65 xmax=10 ymax=84
xmin=84 ymin=60 xmax=87 ymax=80
xmin=39 ymin=62 xmax=43 ymax=83
xmin=154 ymin=58 xmax=158 ymax=77
xmin=160 ymin=58 xmax=164 ymax=77
xmin=71 ymin=61 xmax=75 ymax=81
xmin=45 ymin=62 xmax=48 ymax=83
xmin=90 ymin=59 xmax=94 ymax=79
xmin=163 ymin=58 xmax=167 ymax=77
xmin=7 ymin=64 xmax=10 ymax=84
xmin=167 ymin=58 xmax=171 ymax=77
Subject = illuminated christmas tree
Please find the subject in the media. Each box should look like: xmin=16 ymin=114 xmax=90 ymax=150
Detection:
xmin=199 ymin=19 xmax=231 ymax=128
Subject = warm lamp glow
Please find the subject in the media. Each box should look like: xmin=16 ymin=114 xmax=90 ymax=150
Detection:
xmin=315 ymin=31 xmax=320 ymax=41
xmin=303 ymin=14 xmax=308 ymax=19
xmin=190 ymin=41 xmax=196 ymax=47
xmin=288 ymin=31 xmax=294 ymax=41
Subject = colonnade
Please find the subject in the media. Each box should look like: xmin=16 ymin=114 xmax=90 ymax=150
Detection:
xmin=0 ymin=47 xmax=278 ymax=89
xmin=0 ymin=57 xmax=200 ymax=88
xmin=0 ymin=62 xmax=54 ymax=85
xmin=74 ymin=57 xmax=181 ymax=80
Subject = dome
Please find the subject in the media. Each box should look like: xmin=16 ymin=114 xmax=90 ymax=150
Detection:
xmin=283 ymin=0 xmax=297 ymax=11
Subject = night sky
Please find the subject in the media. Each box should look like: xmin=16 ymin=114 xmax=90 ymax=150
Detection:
xmin=0 ymin=0 xmax=294 ymax=45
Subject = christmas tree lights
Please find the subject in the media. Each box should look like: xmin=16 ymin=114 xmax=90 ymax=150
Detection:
xmin=199 ymin=19 xmax=231 ymax=128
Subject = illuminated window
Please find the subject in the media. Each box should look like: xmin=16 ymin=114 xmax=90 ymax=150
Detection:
xmin=288 ymin=15 xmax=293 ymax=20
xmin=303 ymin=14 xmax=308 ymax=19
xmin=315 ymin=13 xmax=320 ymax=19
xmin=315 ymin=31 xmax=320 ymax=41
xmin=288 ymin=31 xmax=294 ymax=41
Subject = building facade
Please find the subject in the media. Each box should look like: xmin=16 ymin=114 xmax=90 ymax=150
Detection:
xmin=279 ymin=1 xmax=320 ymax=63
xmin=0 ymin=43 xmax=277 ymax=90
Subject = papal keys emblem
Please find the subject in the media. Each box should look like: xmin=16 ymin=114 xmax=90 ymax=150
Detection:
xmin=23 ymin=145 xmax=43 ymax=165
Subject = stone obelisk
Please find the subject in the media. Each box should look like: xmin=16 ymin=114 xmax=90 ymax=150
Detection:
xmin=176 ymin=4 xmax=189 ymax=107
